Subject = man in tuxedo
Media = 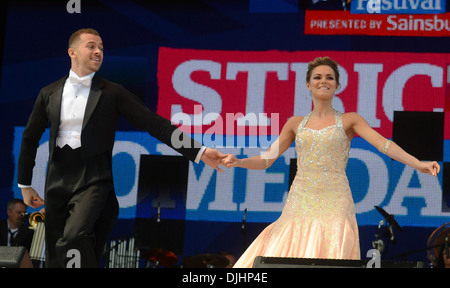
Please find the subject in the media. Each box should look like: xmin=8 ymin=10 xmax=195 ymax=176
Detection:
xmin=18 ymin=28 xmax=226 ymax=268
xmin=0 ymin=199 xmax=33 ymax=250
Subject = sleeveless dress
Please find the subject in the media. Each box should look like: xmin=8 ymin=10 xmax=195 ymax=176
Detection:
xmin=233 ymin=110 xmax=361 ymax=268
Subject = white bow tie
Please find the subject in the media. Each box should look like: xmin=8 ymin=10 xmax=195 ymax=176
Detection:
xmin=69 ymin=75 xmax=92 ymax=86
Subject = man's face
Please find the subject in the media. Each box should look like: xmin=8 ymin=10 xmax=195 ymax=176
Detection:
xmin=69 ymin=33 xmax=103 ymax=76
xmin=7 ymin=203 xmax=27 ymax=228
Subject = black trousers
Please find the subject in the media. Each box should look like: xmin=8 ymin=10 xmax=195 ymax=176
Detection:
xmin=44 ymin=145 xmax=119 ymax=268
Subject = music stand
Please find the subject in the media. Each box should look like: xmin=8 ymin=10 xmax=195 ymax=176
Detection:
xmin=134 ymin=155 xmax=189 ymax=261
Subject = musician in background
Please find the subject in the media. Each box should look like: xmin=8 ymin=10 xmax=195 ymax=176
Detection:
xmin=0 ymin=199 xmax=34 ymax=251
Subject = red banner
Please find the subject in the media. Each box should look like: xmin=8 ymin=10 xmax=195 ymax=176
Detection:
xmin=304 ymin=10 xmax=450 ymax=37
xmin=157 ymin=47 xmax=450 ymax=138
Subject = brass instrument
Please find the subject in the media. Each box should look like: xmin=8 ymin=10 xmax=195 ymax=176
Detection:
xmin=24 ymin=211 xmax=46 ymax=264
xmin=29 ymin=211 xmax=44 ymax=228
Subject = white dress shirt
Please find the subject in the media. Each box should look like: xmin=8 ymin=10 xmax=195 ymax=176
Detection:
xmin=57 ymin=70 xmax=94 ymax=149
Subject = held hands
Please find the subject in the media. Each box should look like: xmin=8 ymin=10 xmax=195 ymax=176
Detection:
xmin=21 ymin=187 xmax=44 ymax=209
xmin=201 ymin=148 xmax=228 ymax=173
xmin=200 ymin=149 xmax=241 ymax=171
xmin=221 ymin=154 xmax=240 ymax=168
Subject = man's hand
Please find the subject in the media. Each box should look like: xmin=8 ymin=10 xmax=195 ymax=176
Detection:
xmin=21 ymin=187 xmax=44 ymax=208
xmin=200 ymin=148 xmax=227 ymax=173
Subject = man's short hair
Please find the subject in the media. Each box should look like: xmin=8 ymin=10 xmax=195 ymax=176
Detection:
xmin=68 ymin=28 xmax=100 ymax=49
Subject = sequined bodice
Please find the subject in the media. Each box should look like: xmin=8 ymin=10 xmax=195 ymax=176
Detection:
xmin=281 ymin=110 xmax=355 ymax=219
xmin=295 ymin=110 xmax=350 ymax=177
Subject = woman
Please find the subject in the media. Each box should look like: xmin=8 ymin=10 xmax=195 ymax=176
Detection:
xmin=222 ymin=56 xmax=440 ymax=268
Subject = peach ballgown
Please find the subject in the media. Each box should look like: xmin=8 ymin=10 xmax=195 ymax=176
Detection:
xmin=234 ymin=110 xmax=361 ymax=268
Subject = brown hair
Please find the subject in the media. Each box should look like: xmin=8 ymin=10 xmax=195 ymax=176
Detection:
xmin=306 ymin=56 xmax=340 ymax=88
xmin=68 ymin=28 xmax=100 ymax=49
xmin=6 ymin=198 xmax=26 ymax=211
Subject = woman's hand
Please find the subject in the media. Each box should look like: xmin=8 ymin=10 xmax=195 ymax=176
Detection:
xmin=417 ymin=161 xmax=440 ymax=177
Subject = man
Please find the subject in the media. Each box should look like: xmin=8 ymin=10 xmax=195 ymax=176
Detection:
xmin=18 ymin=28 xmax=226 ymax=268
xmin=0 ymin=199 xmax=33 ymax=250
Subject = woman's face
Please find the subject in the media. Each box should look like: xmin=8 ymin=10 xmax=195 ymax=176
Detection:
xmin=306 ymin=65 xmax=338 ymax=101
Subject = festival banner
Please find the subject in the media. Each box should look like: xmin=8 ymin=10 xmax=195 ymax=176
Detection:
xmin=304 ymin=10 xmax=450 ymax=36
